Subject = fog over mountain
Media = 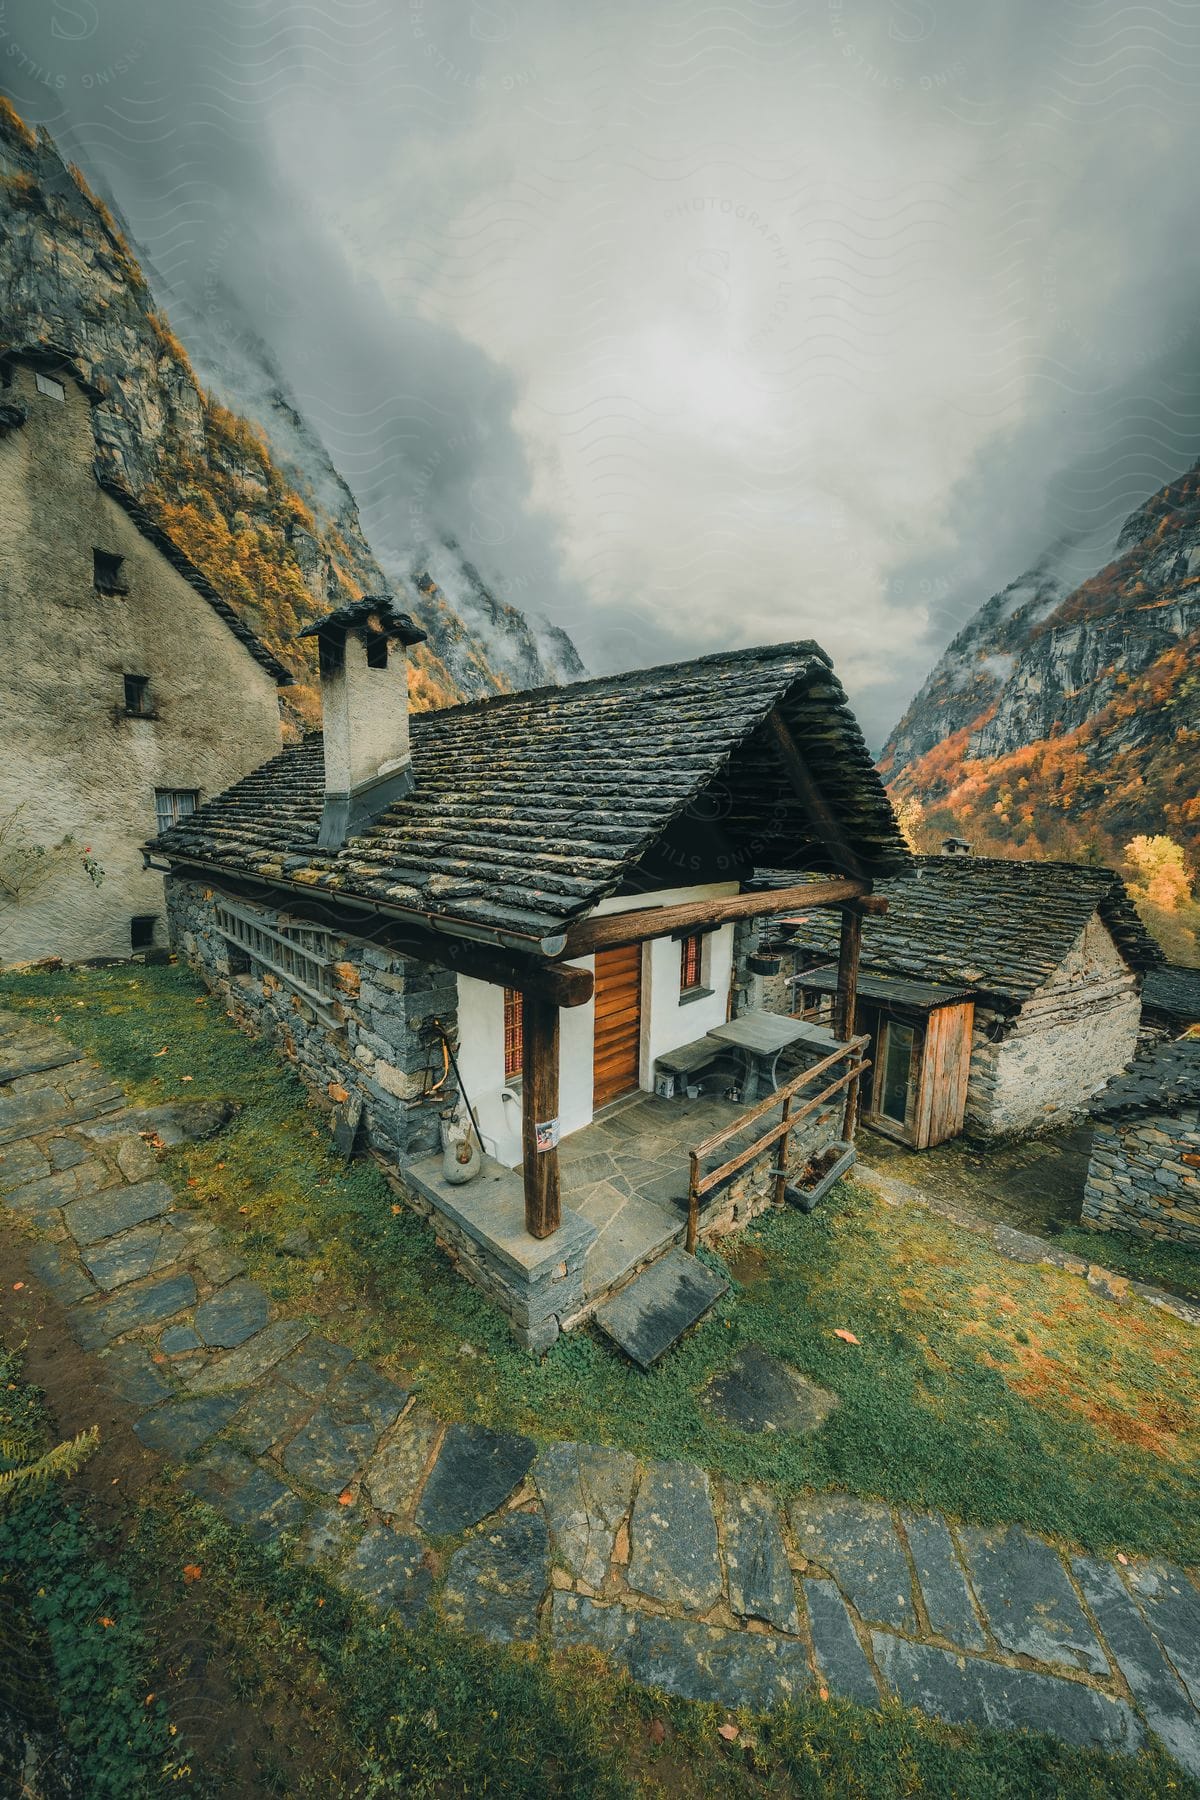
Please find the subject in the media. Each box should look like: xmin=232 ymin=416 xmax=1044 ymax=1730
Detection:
xmin=3 ymin=0 xmax=1200 ymax=744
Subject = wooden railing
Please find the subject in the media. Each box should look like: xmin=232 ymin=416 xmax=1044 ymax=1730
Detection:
xmin=684 ymin=1034 xmax=871 ymax=1254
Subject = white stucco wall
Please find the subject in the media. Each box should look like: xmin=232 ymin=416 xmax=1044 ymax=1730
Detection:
xmin=640 ymin=921 xmax=734 ymax=1085
xmin=455 ymin=882 xmax=738 ymax=1163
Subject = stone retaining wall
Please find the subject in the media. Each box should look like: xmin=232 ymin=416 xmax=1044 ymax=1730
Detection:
xmin=166 ymin=875 xmax=455 ymax=1162
xmin=1082 ymin=1108 xmax=1200 ymax=1244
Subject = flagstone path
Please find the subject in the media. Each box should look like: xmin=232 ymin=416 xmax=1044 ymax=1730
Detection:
xmin=2 ymin=1009 xmax=1198 ymax=1775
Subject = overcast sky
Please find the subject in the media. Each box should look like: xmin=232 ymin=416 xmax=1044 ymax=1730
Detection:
xmin=4 ymin=0 xmax=1200 ymax=743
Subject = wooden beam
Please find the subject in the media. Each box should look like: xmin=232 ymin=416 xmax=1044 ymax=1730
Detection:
xmin=559 ymin=878 xmax=868 ymax=959
xmin=763 ymin=709 xmax=868 ymax=880
xmin=174 ymin=863 xmax=593 ymax=1008
xmin=521 ymin=993 xmax=561 ymax=1239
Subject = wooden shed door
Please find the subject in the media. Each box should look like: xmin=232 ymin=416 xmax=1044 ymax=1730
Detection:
xmin=593 ymin=944 xmax=643 ymax=1109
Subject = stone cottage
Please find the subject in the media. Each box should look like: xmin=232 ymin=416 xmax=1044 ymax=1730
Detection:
xmin=782 ymin=856 xmax=1161 ymax=1145
xmin=1082 ymin=1041 xmax=1200 ymax=1244
xmin=155 ymin=605 xmax=908 ymax=1349
xmin=0 ymin=343 xmax=289 ymax=965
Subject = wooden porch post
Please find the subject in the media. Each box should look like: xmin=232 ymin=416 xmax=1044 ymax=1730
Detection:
xmin=834 ymin=905 xmax=863 ymax=1143
xmin=521 ymin=992 xmax=561 ymax=1238
xmin=833 ymin=905 xmax=861 ymax=1041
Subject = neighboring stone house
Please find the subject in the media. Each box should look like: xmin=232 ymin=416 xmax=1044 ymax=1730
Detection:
xmin=782 ymin=856 xmax=1162 ymax=1145
xmin=156 ymin=608 xmax=907 ymax=1347
xmin=0 ymin=344 xmax=289 ymax=964
xmin=1082 ymin=1041 xmax=1200 ymax=1244
xmin=1140 ymin=963 xmax=1200 ymax=1041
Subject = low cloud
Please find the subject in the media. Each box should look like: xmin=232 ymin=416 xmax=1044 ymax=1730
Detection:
xmin=4 ymin=0 xmax=1200 ymax=744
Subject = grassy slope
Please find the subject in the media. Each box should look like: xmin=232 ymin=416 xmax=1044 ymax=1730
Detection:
xmin=3 ymin=962 xmax=1197 ymax=1572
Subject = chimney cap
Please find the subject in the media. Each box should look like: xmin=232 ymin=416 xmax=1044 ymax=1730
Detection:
xmin=297 ymin=595 xmax=428 ymax=647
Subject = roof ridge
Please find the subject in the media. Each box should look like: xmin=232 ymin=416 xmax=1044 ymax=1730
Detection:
xmin=95 ymin=471 xmax=292 ymax=685
xmin=411 ymin=638 xmax=833 ymax=723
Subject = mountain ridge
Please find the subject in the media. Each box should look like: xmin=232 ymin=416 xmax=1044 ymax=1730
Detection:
xmin=882 ymin=459 xmax=1200 ymax=870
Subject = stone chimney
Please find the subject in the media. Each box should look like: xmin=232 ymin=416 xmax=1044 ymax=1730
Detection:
xmin=298 ymin=597 xmax=428 ymax=850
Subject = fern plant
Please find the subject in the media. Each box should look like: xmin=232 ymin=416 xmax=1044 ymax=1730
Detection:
xmin=0 ymin=1425 xmax=98 ymax=1504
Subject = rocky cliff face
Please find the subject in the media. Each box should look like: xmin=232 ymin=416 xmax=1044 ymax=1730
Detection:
xmin=882 ymin=463 xmax=1200 ymax=864
xmin=0 ymin=100 xmax=583 ymax=728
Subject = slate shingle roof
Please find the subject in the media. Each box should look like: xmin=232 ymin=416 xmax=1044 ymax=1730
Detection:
xmin=155 ymin=640 xmax=910 ymax=948
xmin=1141 ymin=963 xmax=1200 ymax=1031
xmin=1090 ymin=1040 xmax=1200 ymax=1120
xmin=781 ymin=855 xmax=1162 ymax=1009
xmin=792 ymin=965 xmax=977 ymax=1013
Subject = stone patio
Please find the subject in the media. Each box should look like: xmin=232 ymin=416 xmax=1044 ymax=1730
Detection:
xmin=405 ymin=1084 xmax=839 ymax=1349
xmin=3 ymin=1006 xmax=1199 ymax=1777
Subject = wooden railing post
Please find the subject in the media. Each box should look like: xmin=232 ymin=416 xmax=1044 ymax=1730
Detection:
xmin=773 ymin=1092 xmax=792 ymax=1209
xmin=521 ymin=992 xmax=561 ymax=1238
xmin=686 ymin=1150 xmax=700 ymax=1254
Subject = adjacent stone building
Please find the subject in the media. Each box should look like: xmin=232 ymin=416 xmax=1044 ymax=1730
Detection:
xmin=0 ymin=344 xmax=288 ymax=965
xmin=1140 ymin=963 xmax=1200 ymax=1042
xmin=782 ymin=856 xmax=1162 ymax=1144
xmin=1082 ymin=1041 xmax=1200 ymax=1244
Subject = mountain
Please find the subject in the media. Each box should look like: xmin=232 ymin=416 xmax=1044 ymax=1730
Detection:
xmin=0 ymin=98 xmax=583 ymax=730
xmin=881 ymin=463 xmax=1200 ymax=868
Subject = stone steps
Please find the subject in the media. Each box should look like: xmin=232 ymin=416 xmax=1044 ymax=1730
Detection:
xmin=593 ymin=1247 xmax=730 ymax=1368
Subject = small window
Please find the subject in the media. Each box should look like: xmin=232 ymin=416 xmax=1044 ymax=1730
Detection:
xmin=365 ymin=630 xmax=389 ymax=669
xmin=680 ymin=932 xmax=704 ymax=994
xmin=130 ymin=915 xmax=157 ymax=951
xmin=503 ymin=987 xmax=523 ymax=1082
xmin=35 ymin=371 xmax=65 ymax=401
xmin=123 ymin=674 xmax=151 ymax=715
xmin=93 ymin=549 xmax=127 ymax=594
xmin=155 ymin=788 xmax=198 ymax=835
xmin=879 ymin=1021 xmax=916 ymax=1125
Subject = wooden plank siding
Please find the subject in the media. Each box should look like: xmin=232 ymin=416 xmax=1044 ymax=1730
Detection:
xmin=593 ymin=943 xmax=643 ymax=1109
xmin=912 ymin=1001 xmax=975 ymax=1148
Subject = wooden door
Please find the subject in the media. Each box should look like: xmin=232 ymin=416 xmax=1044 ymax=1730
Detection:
xmin=912 ymin=1001 xmax=975 ymax=1149
xmin=593 ymin=943 xmax=643 ymax=1109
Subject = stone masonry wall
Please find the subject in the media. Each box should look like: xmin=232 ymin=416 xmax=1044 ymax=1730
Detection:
xmin=167 ymin=876 xmax=456 ymax=1163
xmin=965 ymin=916 xmax=1141 ymax=1138
xmin=1082 ymin=1108 xmax=1200 ymax=1243
xmin=0 ymin=360 xmax=283 ymax=965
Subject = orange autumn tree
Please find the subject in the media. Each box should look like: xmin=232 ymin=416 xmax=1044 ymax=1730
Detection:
xmin=1124 ymin=834 xmax=1200 ymax=967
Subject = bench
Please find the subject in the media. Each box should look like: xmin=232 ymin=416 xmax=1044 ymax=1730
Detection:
xmin=654 ymin=1036 xmax=726 ymax=1096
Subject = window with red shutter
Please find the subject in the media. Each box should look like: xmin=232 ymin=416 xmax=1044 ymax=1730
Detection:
xmin=680 ymin=932 xmax=704 ymax=994
xmin=503 ymin=987 xmax=523 ymax=1081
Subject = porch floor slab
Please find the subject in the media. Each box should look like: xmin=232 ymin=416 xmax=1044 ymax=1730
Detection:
xmin=406 ymin=1090 xmax=757 ymax=1324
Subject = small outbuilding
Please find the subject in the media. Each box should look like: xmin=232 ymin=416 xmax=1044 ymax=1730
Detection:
xmin=1081 ymin=1041 xmax=1200 ymax=1245
xmin=780 ymin=856 xmax=1162 ymax=1146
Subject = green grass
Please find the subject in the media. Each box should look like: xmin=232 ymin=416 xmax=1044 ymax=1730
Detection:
xmin=1053 ymin=1224 xmax=1200 ymax=1302
xmin=0 ymin=1351 xmax=188 ymax=1797
xmin=3 ymin=964 xmax=1199 ymax=1569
